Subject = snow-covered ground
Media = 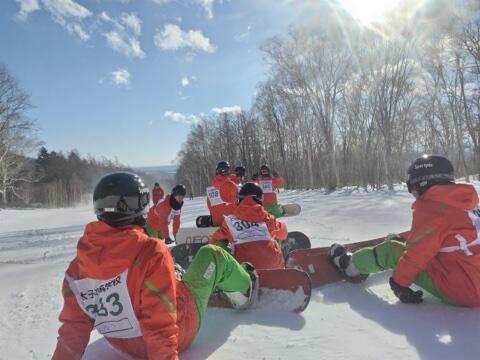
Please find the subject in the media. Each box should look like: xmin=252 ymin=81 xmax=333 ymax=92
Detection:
xmin=1 ymin=185 xmax=480 ymax=359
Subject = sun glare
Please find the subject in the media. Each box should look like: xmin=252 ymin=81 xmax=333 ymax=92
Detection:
xmin=339 ymin=0 xmax=401 ymax=25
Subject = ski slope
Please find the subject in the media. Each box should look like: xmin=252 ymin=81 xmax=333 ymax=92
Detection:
xmin=1 ymin=186 xmax=480 ymax=359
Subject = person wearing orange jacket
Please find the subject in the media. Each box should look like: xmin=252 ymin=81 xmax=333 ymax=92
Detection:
xmin=329 ymin=155 xmax=480 ymax=306
xmin=206 ymin=161 xmax=238 ymax=226
xmin=230 ymin=165 xmax=246 ymax=185
xmin=145 ymin=184 xmax=186 ymax=244
xmin=209 ymin=182 xmax=288 ymax=270
xmin=151 ymin=182 xmax=164 ymax=205
xmin=52 ymin=172 xmax=258 ymax=360
xmin=258 ymin=164 xmax=285 ymax=218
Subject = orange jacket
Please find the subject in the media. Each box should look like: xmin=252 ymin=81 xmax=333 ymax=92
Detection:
xmin=147 ymin=195 xmax=181 ymax=239
xmin=209 ymin=196 xmax=288 ymax=269
xmin=52 ymin=221 xmax=197 ymax=360
xmin=206 ymin=175 xmax=238 ymax=226
xmin=393 ymin=184 xmax=480 ymax=306
xmin=152 ymin=186 xmax=164 ymax=205
xmin=258 ymin=175 xmax=284 ymax=205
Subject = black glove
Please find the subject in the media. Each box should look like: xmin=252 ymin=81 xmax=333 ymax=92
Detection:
xmin=389 ymin=277 xmax=423 ymax=304
xmin=165 ymin=237 xmax=175 ymax=245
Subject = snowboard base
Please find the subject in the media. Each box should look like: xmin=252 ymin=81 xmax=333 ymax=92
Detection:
xmin=281 ymin=203 xmax=301 ymax=217
xmin=285 ymin=231 xmax=409 ymax=288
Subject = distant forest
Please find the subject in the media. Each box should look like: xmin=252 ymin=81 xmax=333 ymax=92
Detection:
xmin=0 ymin=61 xmax=159 ymax=207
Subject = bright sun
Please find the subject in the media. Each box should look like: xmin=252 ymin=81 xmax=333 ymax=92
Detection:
xmin=339 ymin=0 xmax=401 ymax=25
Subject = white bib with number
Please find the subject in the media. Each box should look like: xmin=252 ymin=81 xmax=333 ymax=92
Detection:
xmin=259 ymin=180 xmax=273 ymax=194
xmin=207 ymin=186 xmax=225 ymax=206
xmin=66 ymin=269 xmax=141 ymax=339
xmin=225 ymin=214 xmax=270 ymax=244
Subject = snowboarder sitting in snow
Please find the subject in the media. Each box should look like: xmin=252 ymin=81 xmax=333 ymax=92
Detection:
xmin=52 ymin=172 xmax=258 ymax=360
xmin=209 ymin=182 xmax=288 ymax=270
xmin=329 ymin=155 xmax=480 ymax=306
xmin=206 ymin=160 xmax=238 ymax=226
xmin=258 ymin=164 xmax=285 ymax=218
xmin=145 ymin=184 xmax=186 ymax=244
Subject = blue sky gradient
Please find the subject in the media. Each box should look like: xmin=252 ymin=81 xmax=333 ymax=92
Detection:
xmin=1 ymin=0 xmax=329 ymax=166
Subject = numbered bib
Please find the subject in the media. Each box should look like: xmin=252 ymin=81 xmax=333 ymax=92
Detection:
xmin=66 ymin=269 xmax=141 ymax=339
xmin=225 ymin=214 xmax=270 ymax=244
xmin=207 ymin=186 xmax=225 ymax=206
xmin=259 ymin=180 xmax=273 ymax=193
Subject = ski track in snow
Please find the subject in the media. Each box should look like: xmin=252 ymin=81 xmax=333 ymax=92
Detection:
xmin=1 ymin=186 xmax=480 ymax=359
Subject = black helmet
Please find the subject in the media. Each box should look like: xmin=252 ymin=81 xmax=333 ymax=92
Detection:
xmin=407 ymin=155 xmax=454 ymax=194
xmin=260 ymin=164 xmax=270 ymax=176
xmin=238 ymin=182 xmax=263 ymax=204
xmin=93 ymin=172 xmax=150 ymax=227
xmin=216 ymin=160 xmax=230 ymax=175
xmin=172 ymin=184 xmax=187 ymax=197
xmin=235 ymin=165 xmax=246 ymax=177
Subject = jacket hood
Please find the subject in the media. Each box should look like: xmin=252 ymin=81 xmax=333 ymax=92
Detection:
xmin=234 ymin=196 xmax=270 ymax=222
xmin=76 ymin=221 xmax=147 ymax=278
xmin=418 ymin=183 xmax=479 ymax=210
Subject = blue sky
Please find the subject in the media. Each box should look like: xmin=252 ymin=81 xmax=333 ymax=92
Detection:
xmin=1 ymin=0 xmax=335 ymax=166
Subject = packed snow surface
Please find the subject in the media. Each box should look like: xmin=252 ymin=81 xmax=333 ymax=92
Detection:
xmin=1 ymin=185 xmax=480 ymax=359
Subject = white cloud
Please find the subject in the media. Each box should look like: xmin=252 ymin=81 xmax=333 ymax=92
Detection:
xmin=100 ymin=11 xmax=145 ymax=58
xmin=196 ymin=0 xmax=215 ymax=20
xmin=41 ymin=0 xmax=92 ymax=41
xmin=235 ymin=24 xmax=252 ymax=41
xmin=164 ymin=111 xmax=201 ymax=124
xmin=181 ymin=77 xmax=189 ymax=87
xmin=15 ymin=0 xmax=40 ymax=20
xmin=212 ymin=105 xmax=242 ymax=114
xmin=154 ymin=24 xmax=216 ymax=53
xmin=104 ymin=31 xmax=145 ymax=58
xmin=110 ymin=68 xmax=131 ymax=86
xmin=151 ymin=0 xmax=172 ymax=4
xmin=120 ymin=13 xmax=141 ymax=36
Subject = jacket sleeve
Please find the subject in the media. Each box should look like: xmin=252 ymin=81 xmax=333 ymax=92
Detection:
xmin=267 ymin=215 xmax=288 ymax=241
xmin=173 ymin=212 xmax=180 ymax=237
xmin=209 ymin=223 xmax=232 ymax=244
xmin=393 ymin=207 xmax=448 ymax=287
xmin=152 ymin=203 xmax=170 ymax=239
xmin=52 ymin=268 xmax=93 ymax=360
xmin=139 ymin=242 xmax=179 ymax=360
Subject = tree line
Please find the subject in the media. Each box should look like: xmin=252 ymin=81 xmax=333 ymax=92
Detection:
xmin=175 ymin=2 xmax=480 ymax=194
xmin=0 ymin=64 xmax=155 ymax=207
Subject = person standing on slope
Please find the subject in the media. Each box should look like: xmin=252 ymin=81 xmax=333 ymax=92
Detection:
xmin=209 ymin=182 xmax=288 ymax=269
xmin=329 ymin=155 xmax=480 ymax=306
xmin=206 ymin=161 xmax=238 ymax=226
xmin=230 ymin=165 xmax=246 ymax=185
xmin=145 ymin=184 xmax=186 ymax=244
xmin=52 ymin=172 xmax=258 ymax=360
xmin=151 ymin=182 xmax=164 ymax=206
xmin=258 ymin=164 xmax=285 ymax=218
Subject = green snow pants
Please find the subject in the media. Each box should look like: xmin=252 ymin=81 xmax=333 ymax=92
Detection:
xmin=352 ymin=240 xmax=456 ymax=305
xmin=264 ymin=203 xmax=284 ymax=218
xmin=182 ymin=244 xmax=251 ymax=325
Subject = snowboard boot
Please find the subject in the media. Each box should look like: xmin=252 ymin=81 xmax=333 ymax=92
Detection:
xmin=329 ymin=244 xmax=369 ymax=283
xmin=223 ymin=262 xmax=259 ymax=310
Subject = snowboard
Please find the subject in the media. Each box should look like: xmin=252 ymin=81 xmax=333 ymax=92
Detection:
xmin=175 ymin=226 xmax=217 ymax=245
xmin=281 ymin=203 xmax=301 ymax=217
xmin=208 ymin=268 xmax=311 ymax=312
xmin=171 ymin=231 xmax=311 ymax=269
xmin=285 ymin=231 xmax=409 ymax=288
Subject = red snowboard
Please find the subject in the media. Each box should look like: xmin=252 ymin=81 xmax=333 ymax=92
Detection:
xmin=285 ymin=231 xmax=409 ymax=288
xmin=208 ymin=268 xmax=311 ymax=313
